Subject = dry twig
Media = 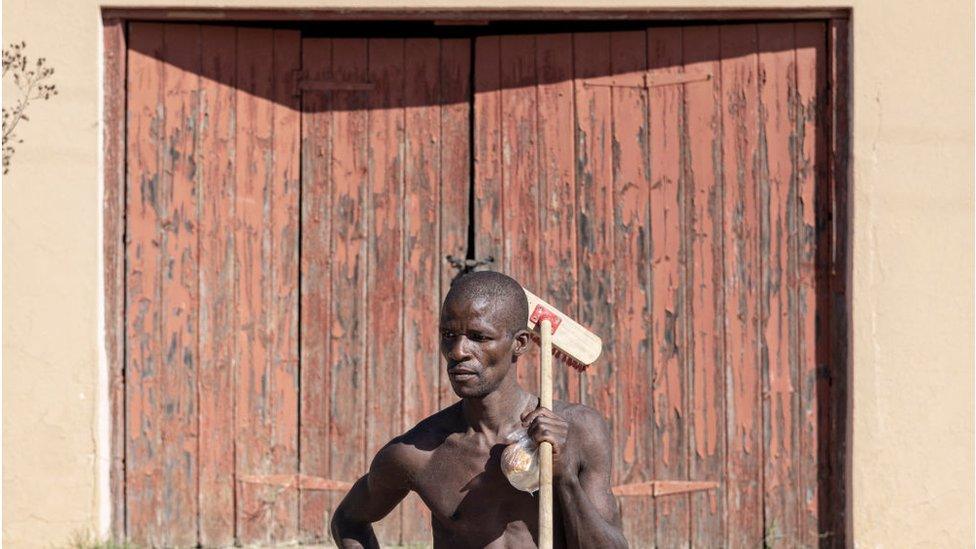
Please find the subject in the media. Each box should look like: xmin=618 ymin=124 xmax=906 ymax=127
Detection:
xmin=3 ymin=41 xmax=58 ymax=175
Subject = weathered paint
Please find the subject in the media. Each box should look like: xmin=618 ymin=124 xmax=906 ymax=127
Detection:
xmin=198 ymin=24 xmax=237 ymax=547
xmin=468 ymin=25 xmax=828 ymax=547
xmin=437 ymin=38 xmax=472 ymax=411
xmin=535 ymin=33 xmax=581 ymax=405
xmin=572 ymin=30 xmax=616 ymax=431
xmin=233 ymin=26 xmax=271 ymax=544
xmin=233 ymin=27 xmax=302 ymax=545
xmin=298 ymin=37 xmax=333 ymax=543
xmin=327 ymin=35 xmax=370 ymax=547
xmin=123 ymin=22 xmax=832 ymax=547
xmin=647 ymin=26 xmax=691 ymax=549
xmin=159 ymin=23 xmax=201 ymax=546
xmin=608 ymin=29 xmax=654 ymax=545
xmin=125 ymin=21 xmax=166 ymax=545
xmin=269 ymin=29 xmax=302 ymax=543
xmin=758 ymin=22 xmax=801 ymax=546
xmin=500 ymin=34 xmax=543 ymax=394
xmin=474 ymin=35 xmax=504 ymax=269
xmin=683 ymin=25 xmax=727 ymax=547
xmin=794 ymin=21 xmax=826 ymax=546
xmin=401 ymin=37 xmax=445 ymax=544
xmin=364 ymin=37 xmax=406 ymax=543
xmin=720 ymin=23 xmax=765 ymax=548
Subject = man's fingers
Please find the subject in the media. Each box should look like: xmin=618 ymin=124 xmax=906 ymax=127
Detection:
xmin=527 ymin=419 xmax=568 ymax=444
xmin=521 ymin=407 xmax=557 ymax=425
xmin=521 ymin=407 xmax=546 ymax=424
xmin=535 ymin=434 xmax=561 ymax=452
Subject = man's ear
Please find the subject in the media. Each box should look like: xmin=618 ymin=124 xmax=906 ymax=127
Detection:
xmin=511 ymin=329 xmax=531 ymax=358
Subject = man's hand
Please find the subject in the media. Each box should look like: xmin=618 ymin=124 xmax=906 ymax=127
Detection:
xmin=521 ymin=405 xmax=574 ymax=480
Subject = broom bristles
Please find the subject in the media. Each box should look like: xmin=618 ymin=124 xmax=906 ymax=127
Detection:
xmin=528 ymin=331 xmax=590 ymax=372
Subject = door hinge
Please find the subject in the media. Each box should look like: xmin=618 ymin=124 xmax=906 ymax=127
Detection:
xmin=292 ymin=69 xmax=375 ymax=96
xmin=611 ymin=480 xmax=718 ymax=497
xmin=238 ymin=473 xmax=353 ymax=492
xmin=583 ymin=69 xmax=711 ymax=89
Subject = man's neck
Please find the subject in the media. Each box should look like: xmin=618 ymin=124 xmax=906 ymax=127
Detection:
xmin=460 ymin=373 xmax=534 ymax=439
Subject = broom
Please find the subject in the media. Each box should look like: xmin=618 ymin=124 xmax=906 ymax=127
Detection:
xmin=523 ymin=288 xmax=602 ymax=549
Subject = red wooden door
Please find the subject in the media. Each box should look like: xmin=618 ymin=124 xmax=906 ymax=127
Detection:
xmin=473 ymin=23 xmax=828 ymax=548
xmin=125 ymin=23 xmax=469 ymax=547
xmin=124 ymin=20 xmax=836 ymax=549
xmin=298 ymin=35 xmax=470 ymax=546
xmin=126 ymin=23 xmax=303 ymax=547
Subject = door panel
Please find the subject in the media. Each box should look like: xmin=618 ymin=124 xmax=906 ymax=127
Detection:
xmin=126 ymin=25 xmax=470 ymax=547
xmin=126 ymin=23 xmax=304 ymax=547
xmin=473 ymin=23 xmax=826 ymax=548
xmin=298 ymin=36 xmax=472 ymax=546
xmin=720 ymin=23 xmax=765 ymax=547
xmin=683 ymin=25 xmax=725 ymax=546
xmin=233 ymin=27 xmax=302 ymax=546
xmin=125 ymin=22 xmax=201 ymax=547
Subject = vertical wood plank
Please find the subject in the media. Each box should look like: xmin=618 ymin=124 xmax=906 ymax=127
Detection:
xmin=125 ymin=21 xmax=166 ymax=546
xmin=795 ymin=22 xmax=826 ymax=546
xmin=103 ymin=17 xmax=127 ymax=542
xmin=268 ymin=29 xmax=302 ymax=543
xmin=499 ymin=34 xmax=542 ymax=394
xmin=365 ymin=37 xmax=405 ymax=545
xmin=234 ymin=27 xmax=276 ymax=545
xmin=682 ymin=25 xmax=727 ymax=546
xmin=198 ymin=25 xmax=237 ymax=547
xmin=474 ymin=36 xmax=503 ymax=268
xmin=401 ymin=37 xmax=442 ymax=544
xmin=647 ymin=26 xmax=691 ymax=549
xmin=608 ymin=29 xmax=653 ymax=547
xmin=438 ymin=38 xmax=472 ymax=411
xmin=536 ymin=33 xmax=581 ymax=404
xmin=299 ymin=38 xmax=334 ymax=543
xmin=757 ymin=23 xmax=800 ymax=547
xmin=720 ymin=24 xmax=764 ymax=548
xmin=159 ymin=23 xmax=202 ymax=547
xmin=327 ymin=36 xmax=370 ymax=545
xmin=573 ymin=31 xmax=615 ymax=421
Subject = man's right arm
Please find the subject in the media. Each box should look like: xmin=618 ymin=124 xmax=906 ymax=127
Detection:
xmin=330 ymin=442 xmax=412 ymax=549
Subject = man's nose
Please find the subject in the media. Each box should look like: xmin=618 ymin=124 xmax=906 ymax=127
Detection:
xmin=447 ymin=336 xmax=472 ymax=361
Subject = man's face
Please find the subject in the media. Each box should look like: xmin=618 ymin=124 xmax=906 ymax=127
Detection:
xmin=440 ymin=294 xmax=528 ymax=398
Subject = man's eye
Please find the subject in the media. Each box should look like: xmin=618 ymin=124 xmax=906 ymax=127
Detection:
xmin=471 ymin=334 xmax=490 ymax=342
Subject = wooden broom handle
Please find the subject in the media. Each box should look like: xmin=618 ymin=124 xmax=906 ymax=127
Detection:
xmin=539 ymin=318 xmax=554 ymax=549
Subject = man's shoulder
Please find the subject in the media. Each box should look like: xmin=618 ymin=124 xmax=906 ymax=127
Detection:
xmin=376 ymin=402 xmax=463 ymax=470
xmin=554 ymin=400 xmax=613 ymax=459
xmin=555 ymin=400 xmax=610 ymax=431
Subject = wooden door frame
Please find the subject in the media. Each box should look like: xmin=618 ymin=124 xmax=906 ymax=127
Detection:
xmin=102 ymin=9 xmax=851 ymax=544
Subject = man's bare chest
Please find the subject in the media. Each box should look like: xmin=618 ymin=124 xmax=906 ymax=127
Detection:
xmin=411 ymin=439 xmax=540 ymax=546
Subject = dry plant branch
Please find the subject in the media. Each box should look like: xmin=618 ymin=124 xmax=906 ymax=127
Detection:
xmin=3 ymin=41 xmax=58 ymax=175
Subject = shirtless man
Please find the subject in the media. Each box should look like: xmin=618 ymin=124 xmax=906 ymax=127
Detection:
xmin=331 ymin=271 xmax=628 ymax=548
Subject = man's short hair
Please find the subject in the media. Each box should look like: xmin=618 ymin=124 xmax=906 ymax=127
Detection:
xmin=445 ymin=270 xmax=528 ymax=336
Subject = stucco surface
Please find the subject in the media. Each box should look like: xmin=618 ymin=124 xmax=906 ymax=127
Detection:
xmin=3 ymin=1 xmax=973 ymax=547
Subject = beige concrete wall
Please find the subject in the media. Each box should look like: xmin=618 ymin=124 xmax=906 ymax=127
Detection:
xmin=3 ymin=1 xmax=972 ymax=547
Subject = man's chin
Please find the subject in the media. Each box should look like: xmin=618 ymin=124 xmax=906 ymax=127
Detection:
xmin=451 ymin=381 xmax=490 ymax=399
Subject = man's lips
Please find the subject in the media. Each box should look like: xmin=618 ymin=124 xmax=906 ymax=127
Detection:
xmin=448 ymin=366 xmax=479 ymax=379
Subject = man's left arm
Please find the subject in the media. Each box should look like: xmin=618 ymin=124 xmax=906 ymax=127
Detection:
xmin=523 ymin=406 xmax=628 ymax=549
